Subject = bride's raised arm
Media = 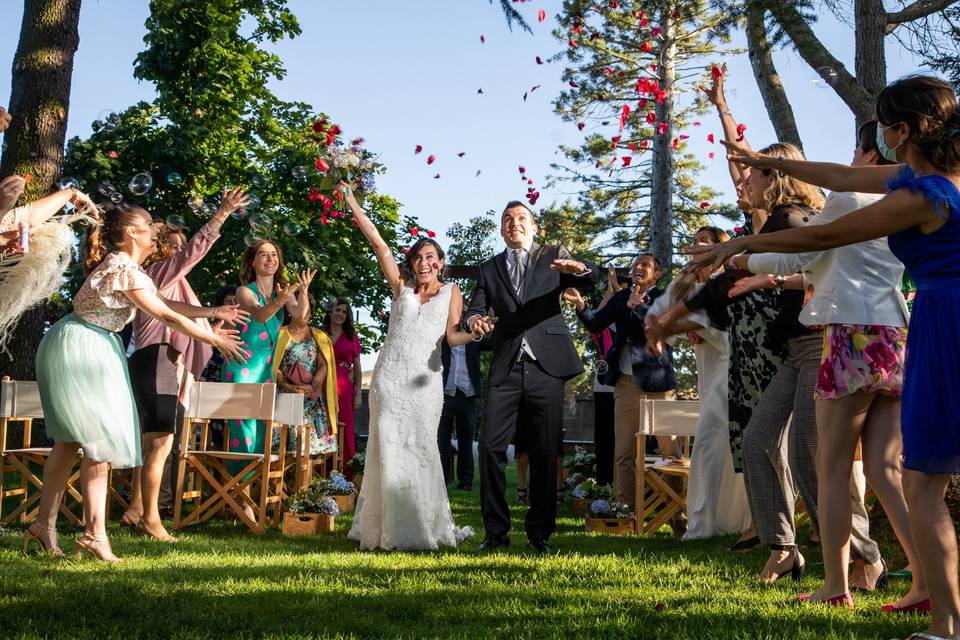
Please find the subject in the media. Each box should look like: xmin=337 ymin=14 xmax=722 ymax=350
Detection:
xmin=446 ymin=284 xmax=476 ymax=347
xmin=338 ymin=182 xmax=403 ymax=298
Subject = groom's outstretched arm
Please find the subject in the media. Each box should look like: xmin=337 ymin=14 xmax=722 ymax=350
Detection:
xmin=556 ymin=245 xmax=602 ymax=290
xmin=462 ymin=266 xmax=490 ymax=332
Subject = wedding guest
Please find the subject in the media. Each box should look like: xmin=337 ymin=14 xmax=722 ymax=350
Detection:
xmin=121 ymin=188 xmax=250 ymax=541
xmin=24 ymin=203 xmax=244 ymax=562
xmin=689 ymin=75 xmax=957 ymax=632
xmin=572 ymin=253 xmax=679 ymax=512
xmin=725 ymin=120 xmax=917 ymax=604
xmin=591 ymin=267 xmax=625 ymax=487
xmin=323 ymin=297 xmax=362 ymax=468
xmin=223 ymin=240 xmax=313 ymax=520
xmin=271 ymin=297 xmax=338 ymax=459
xmin=646 ymin=226 xmax=751 ymax=539
xmin=1 ymin=181 xmax=97 ymax=252
xmin=439 ymin=335 xmax=490 ymax=490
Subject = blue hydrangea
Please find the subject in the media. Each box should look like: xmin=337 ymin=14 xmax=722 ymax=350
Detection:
xmin=590 ymin=499 xmax=611 ymax=516
xmin=318 ymin=497 xmax=340 ymax=516
xmin=572 ymin=485 xmax=586 ymax=499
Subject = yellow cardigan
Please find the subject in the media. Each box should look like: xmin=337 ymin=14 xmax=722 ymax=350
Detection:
xmin=271 ymin=326 xmax=339 ymax=436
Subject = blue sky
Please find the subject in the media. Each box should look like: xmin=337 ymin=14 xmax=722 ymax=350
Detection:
xmin=0 ymin=1 xmax=930 ymax=365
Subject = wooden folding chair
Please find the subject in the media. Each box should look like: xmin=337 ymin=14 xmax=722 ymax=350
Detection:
xmin=172 ymin=382 xmax=285 ymax=534
xmin=635 ymin=400 xmax=698 ymax=535
xmin=0 ymin=377 xmax=84 ymax=525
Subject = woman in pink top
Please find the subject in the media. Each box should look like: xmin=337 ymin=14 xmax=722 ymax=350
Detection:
xmin=121 ymin=187 xmax=250 ymax=541
xmin=323 ymin=297 xmax=362 ymax=469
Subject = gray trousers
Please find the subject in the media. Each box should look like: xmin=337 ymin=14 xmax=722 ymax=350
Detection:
xmin=741 ymin=334 xmax=880 ymax=562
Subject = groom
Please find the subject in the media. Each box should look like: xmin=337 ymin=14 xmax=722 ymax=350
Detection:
xmin=464 ymin=201 xmax=600 ymax=553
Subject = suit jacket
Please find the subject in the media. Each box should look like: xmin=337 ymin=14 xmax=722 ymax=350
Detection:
xmin=463 ymin=243 xmax=601 ymax=386
xmin=578 ymin=287 xmax=677 ymax=392
xmin=441 ymin=336 xmax=492 ymax=398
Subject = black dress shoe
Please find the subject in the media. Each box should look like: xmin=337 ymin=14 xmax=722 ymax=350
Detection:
xmin=475 ymin=537 xmax=510 ymax=552
xmin=728 ymin=535 xmax=761 ymax=552
xmin=526 ymin=539 xmax=552 ymax=555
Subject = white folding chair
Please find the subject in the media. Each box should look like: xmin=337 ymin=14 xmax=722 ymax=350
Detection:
xmin=172 ymin=382 xmax=283 ymax=534
xmin=0 ymin=377 xmax=84 ymax=525
xmin=635 ymin=399 xmax=698 ymax=535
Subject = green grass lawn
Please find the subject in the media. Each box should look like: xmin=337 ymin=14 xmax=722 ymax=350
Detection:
xmin=0 ymin=469 xmax=930 ymax=640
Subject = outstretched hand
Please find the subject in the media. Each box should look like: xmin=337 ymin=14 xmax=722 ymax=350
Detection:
xmin=550 ymin=258 xmax=587 ymax=275
xmin=728 ymin=274 xmax=777 ymax=298
xmin=213 ymin=304 xmax=252 ymax=326
xmin=275 ymin=281 xmax=301 ymax=306
xmin=721 ymin=140 xmax=774 ymax=169
xmin=683 ymin=237 xmax=746 ymax=275
xmin=216 ymin=187 xmax=250 ymax=218
xmin=212 ymin=321 xmax=248 ymax=363
xmin=699 ymin=63 xmax=727 ymax=107
xmin=561 ymin=287 xmax=586 ymax=311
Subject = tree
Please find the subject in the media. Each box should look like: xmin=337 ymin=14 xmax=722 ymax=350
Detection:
xmin=489 ymin=0 xmax=533 ymax=33
xmin=551 ymin=0 xmax=739 ymax=273
xmin=62 ymin=0 xmax=421 ymax=352
xmin=0 ymin=0 xmax=82 ymax=380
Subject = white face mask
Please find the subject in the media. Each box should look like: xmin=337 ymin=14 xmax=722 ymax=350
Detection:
xmin=876 ymin=122 xmax=903 ymax=163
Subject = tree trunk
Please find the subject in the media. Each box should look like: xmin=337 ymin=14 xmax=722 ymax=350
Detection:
xmin=746 ymin=0 xmax=803 ymax=149
xmin=769 ymin=2 xmax=875 ymax=122
xmin=0 ymin=0 xmax=82 ymax=381
xmin=854 ymin=0 xmax=888 ymax=126
xmin=648 ymin=0 xmax=675 ymax=272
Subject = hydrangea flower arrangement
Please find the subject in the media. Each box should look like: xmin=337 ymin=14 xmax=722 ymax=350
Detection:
xmin=589 ymin=500 xmax=631 ymax=518
xmin=564 ymin=446 xmax=597 ymax=477
xmin=286 ymin=488 xmax=341 ymax=516
xmin=314 ymin=471 xmax=355 ymax=496
xmin=573 ymin=478 xmax=613 ymax=501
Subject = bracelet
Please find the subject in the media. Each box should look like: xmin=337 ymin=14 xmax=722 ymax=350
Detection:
xmin=471 ymin=333 xmax=484 ymax=342
xmin=209 ymin=307 xmax=217 ymax=320
xmin=720 ymin=109 xmax=732 ymax=117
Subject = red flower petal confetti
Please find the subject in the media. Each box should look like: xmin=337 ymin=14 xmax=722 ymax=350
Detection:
xmin=108 ymin=150 xmax=118 ymax=159
xmin=457 ymin=152 xmax=465 ymax=157
xmin=640 ymin=42 xmax=653 ymax=53
xmin=328 ymin=124 xmax=341 ymax=136
xmin=629 ymin=143 xmax=637 ymax=151
xmin=568 ymin=38 xmax=578 ymax=48
xmin=733 ymin=226 xmax=743 ymax=234
xmin=311 ymin=120 xmax=326 ymax=133
xmin=699 ymin=201 xmax=711 ymax=210
xmin=640 ymin=140 xmax=649 ymax=149
xmin=427 ymin=230 xmax=436 ymax=238
xmin=433 ymin=174 xmax=441 ymax=179
xmin=693 ymin=121 xmax=702 ymax=126
xmin=315 ymin=158 xmax=329 ymax=172
xmin=577 ymin=122 xmax=585 ymax=131
xmin=679 ymin=134 xmax=689 ymax=140
xmin=622 ymin=156 xmax=632 ymax=167
xmin=671 ymin=138 xmax=679 ymax=150
xmin=707 ymin=133 xmax=715 ymax=144
xmin=651 ymin=27 xmax=662 ymax=38
xmin=320 ymin=214 xmax=330 ymax=225
xmin=569 ymin=80 xmax=578 ymax=88
xmin=639 ymin=17 xmax=649 ymax=27
xmin=402 ymin=247 xmax=411 ymax=254
xmin=427 ymin=154 xmax=436 ymax=165
xmin=527 ymin=179 xmax=533 ymax=185
xmin=536 ymin=56 xmax=543 ymax=65
xmin=538 ymin=9 xmax=546 ymax=22
xmin=708 ymin=152 xmax=715 ymax=159
xmin=736 ymin=123 xmax=748 ymax=142
xmin=711 ymin=65 xmax=724 ymax=80
xmin=480 ymin=35 xmax=485 ymax=43
xmin=351 ymin=137 xmax=364 ymax=145
xmin=656 ymin=122 xmax=669 ymax=135
xmin=410 ymin=227 xmax=419 ymax=237
xmin=475 ymin=170 xmax=482 ymax=177
xmin=478 ymin=88 xmax=484 ymax=94
xmin=619 ymin=104 xmax=631 ymax=131
xmin=645 ymin=112 xmax=657 ymax=124
xmin=415 ymin=144 xmax=423 ymax=154
xmin=519 ymin=166 xmax=526 ymax=173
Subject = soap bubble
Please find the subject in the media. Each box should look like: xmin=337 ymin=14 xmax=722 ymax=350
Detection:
xmin=96 ymin=110 xmax=119 ymax=132
xmin=165 ymin=214 xmax=186 ymax=229
xmin=244 ymin=193 xmax=261 ymax=212
xmin=202 ymin=202 xmax=217 ymax=218
xmin=166 ymin=172 xmax=183 ymax=186
xmin=250 ymin=174 xmax=268 ymax=188
xmin=248 ymin=213 xmax=272 ymax=231
xmin=110 ymin=192 xmax=123 ymax=204
xmin=291 ymin=165 xmax=309 ymax=179
xmin=231 ymin=208 xmax=249 ymax=220
xmin=187 ymin=195 xmax=204 ymax=212
xmin=593 ymin=360 xmax=609 ymax=376
xmin=98 ymin=180 xmax=118 ymax=197
xmin=283 ymin=221 xmax=303 ymax=236
xmin=128 ymin=172 xmax=153 ymax=196
xmin=812 ymin=66 xmax=839 ymax=90
xmin=243 ymin=232 xmax=259 ymax=247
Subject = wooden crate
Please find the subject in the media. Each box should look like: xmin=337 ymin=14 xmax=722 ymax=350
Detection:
xmin=572 ymin=498 xmax=589 ymax=516
xmin=585 ymin=516 xmax=635 ymax=535
xmin=282 ymin=512 xmax=335 ymax=537
xmin=323 ymin=493 xmax=355 ymax=513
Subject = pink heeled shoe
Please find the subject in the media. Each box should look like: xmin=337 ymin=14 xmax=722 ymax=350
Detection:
xmin=881 ymin=598 xmax=932 ymax=614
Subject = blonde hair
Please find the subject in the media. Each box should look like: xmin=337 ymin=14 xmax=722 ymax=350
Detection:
xmin=758 ymin=143 xmax=825 ymax=212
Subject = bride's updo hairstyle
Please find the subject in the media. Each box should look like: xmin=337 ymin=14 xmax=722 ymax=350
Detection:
xmin=402 ymin=238 xmax=447 ymax=283
xmin=83 ymin=203 xmax=151 ymax=274
xmin=875 ymin=74 xmax=960 ymax=173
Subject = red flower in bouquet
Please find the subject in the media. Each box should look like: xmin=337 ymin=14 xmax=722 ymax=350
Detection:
xmin=315 ymin=158 xmax=330 ymax=172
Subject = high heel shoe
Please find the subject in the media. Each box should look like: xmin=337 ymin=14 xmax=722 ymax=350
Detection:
xmin=22 ymin=525 xmax=65 ymax=557
xmin=880 ymin=597 xmax=932 ymax=614
xmin=851 ymin=558 xmax=888 ymax=593
xmin=797 ymin=592 xmax=855 ymax=609
xmin=760 ymin=548 xmax=805 ymax=583
xmin=74 ymin=533 xmax=122 ymax=564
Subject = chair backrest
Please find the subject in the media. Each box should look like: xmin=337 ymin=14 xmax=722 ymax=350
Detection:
xmin=638 ymin=400 xmax=699 ymax=438
xmin=184 ymin=382 xmax=276 ymax=421
xmin=0 ymin=379 xmax=44 ymax=419
xmin=274 ymin=392 xmax=305 ymax=426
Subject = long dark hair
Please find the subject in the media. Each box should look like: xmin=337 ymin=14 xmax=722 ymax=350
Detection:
xmin=402 ymin=237 xmax=447 ymax=284
xmin=876 ymin=74 xmax=960 ymax=172
xmin=322 ymin=296 xmax=355 ymax=339
xmin=83 ymin=203 xmax=151 ymax=274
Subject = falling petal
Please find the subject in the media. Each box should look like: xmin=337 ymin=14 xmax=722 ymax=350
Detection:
xmin=427 ymin=230 xmax=436 ymax=238
xmin=480 ymin=35 xmax=485 ymax=43
xmin=427 ymin=154 xmax=436 ymax=165
xmin=410 ymin=227 xmax=419 ymax=237
xmin=457 ymin=152 xmax=466 ymax=157
xmin=433 ymin=174 xmax=440 ymax=179
xmin=415 ymin=144 xmax=423 ymax=154
xmin=577 ymin=122 xmax=585 ymax=130
xmin=536 ymin=56 xmax=543 ymax=65
xmin=699 ymin=201 xmax=711 ymax=209
xmin=538 ymin=9 xmax=546 ymax=22
xmin=707 ymin=133 xmax=715 ymax=144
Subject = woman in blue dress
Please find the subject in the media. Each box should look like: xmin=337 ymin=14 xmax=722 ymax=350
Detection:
xmin=687 ymin=75 xmax=960 ymax=639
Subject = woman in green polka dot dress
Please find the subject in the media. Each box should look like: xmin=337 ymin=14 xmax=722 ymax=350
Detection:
xmin=222 ymin=240 xmax=312 ymax=494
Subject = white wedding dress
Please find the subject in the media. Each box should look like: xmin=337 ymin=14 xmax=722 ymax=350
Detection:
xmin=348 ymin=282 xmax=475 ymax=550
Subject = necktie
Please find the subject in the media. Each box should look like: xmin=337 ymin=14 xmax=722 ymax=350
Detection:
xmin=511 ymin=248 xmax=527 ymax=292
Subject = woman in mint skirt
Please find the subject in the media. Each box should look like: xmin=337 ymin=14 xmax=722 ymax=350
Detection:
xmin=25 ymin=203 xmax=245 ymax=563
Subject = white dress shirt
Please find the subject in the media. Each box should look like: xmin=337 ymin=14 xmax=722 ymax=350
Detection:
xmin=444 ymin=344 xmax=477 ymax=397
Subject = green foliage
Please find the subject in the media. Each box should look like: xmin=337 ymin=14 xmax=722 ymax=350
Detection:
xmin=489 ymin=0 xmax=533 ymax=33
xmin=60 ymin=0 xmax=418 ymax=350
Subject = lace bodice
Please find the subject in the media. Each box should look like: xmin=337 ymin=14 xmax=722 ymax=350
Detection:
xmin=374 ymin=283 xmax=452 ymax=379
xmin=73 ymin=251 xmax=156 ymax=332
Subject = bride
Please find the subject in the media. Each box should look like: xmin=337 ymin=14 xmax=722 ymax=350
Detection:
xmin=339 ymin=182 xmax=477 ymax=551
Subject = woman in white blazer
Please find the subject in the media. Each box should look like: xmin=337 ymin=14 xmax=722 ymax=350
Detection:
xmin=725 ymin=121 xmax=925 ymax=611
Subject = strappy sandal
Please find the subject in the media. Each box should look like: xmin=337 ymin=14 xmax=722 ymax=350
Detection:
xmin=22 ymin=525 xmax=65 ymax=557
xmin=74 ymin=532 xmax=122 ymax=564
xmin=516 ymin=487 xmax=528 ymax=506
